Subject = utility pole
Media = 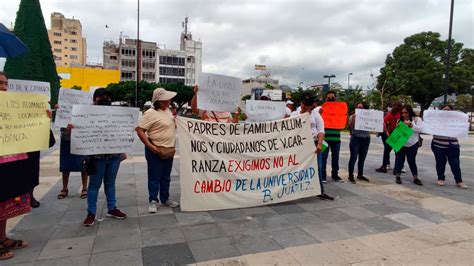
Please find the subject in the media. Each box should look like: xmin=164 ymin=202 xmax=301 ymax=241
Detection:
xmin=135 ymin=0 xmax=141 ymax=107
xmin=443 ymin=0 xmax=454 ymax=104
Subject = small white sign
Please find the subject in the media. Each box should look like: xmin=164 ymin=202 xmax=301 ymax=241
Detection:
xmin=422 ymin=110 xmax=469 ymax=138
xmin=70 ymin=105 xmax=140 ymax=155
xmin=245 ymin=100 xmax=287 ymax=122
xmin=8 ymin=79 xmax=51 ymax=100
xmin=197 ymin=73 xmax=242 ymax=112
xmin=54 ymin=88 xmax=93 ymax=128
xmin=261 ymin=90 xmax=283 ymax=101
xmin=355 ymin=109 xmax=384 ymax=132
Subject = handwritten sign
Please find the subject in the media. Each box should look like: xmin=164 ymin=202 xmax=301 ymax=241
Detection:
xmin=70 ymin=105 xmax=140 ymax=155
xmin=177 ymin=114 xmax=321 ymax=211
xmin=8 ymin=79 xmax=51 ymax=100
xmin=321 ymin=102 xmax=348 ymax=129
xmin=245 ymin=100 xmax=287 ymax=122
xmin=386 ymin=123 xmax=414 ymax=152
xmin=261 ymin=89 xmax=283 ymax=101
xmin=197 ymin=73 xmax=242 ymax=112
xmin=54 ymin=88 xmax=93 ymax=128
xmin=422 ymin=110 xmax=469 ymax=138
xmin=0 ymin=92 xmax=50 ymax=156
xmin=355 ymin=109 xmax=384 ymax=132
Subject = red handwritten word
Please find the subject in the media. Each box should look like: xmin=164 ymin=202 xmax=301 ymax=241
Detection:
xmin=194 ymin=179 xmax=232 ymax=194
xmin=227 ymin=158 xmax=271 ymax=172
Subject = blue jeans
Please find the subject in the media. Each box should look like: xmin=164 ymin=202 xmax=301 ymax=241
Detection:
xmin=395 ymin=144 xmax=418 ymax=177
xmin=316 ymin=150 xmax=324 ymax=194
xmin=431 ymin=143 xmax=462 ymax=183
xmin=348 ymin=136 xmax=370 ymax=177
xmin=87 ymin=155 xmax=121 ymax=214
xmin=145 ymin=148 xmax=174 ymax=203
xmin=321 ymin=140 xmax=341 ymax=179
xmin=381 ymin=132 xmax=393 ymax=167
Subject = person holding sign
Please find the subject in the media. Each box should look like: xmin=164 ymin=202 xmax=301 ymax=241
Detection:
xmin=82 ymin=89 xmax=127 ymax=226
xmin=376 ymin=101 xmax=402 ymax=173
xmin=394 ymin=105 xmax=423 ymax=186
xmin=431 ymin=105 xmax=467 ymax=189
xmin=347 ymin=103 xmax=371 ymax=184
xmin=136 ymin=88 xmax=180 ymax=213
xmin=321 ymin=91 xmax=346 ymax=183
xmin=191 ymin=86 xmax=237 ymax=123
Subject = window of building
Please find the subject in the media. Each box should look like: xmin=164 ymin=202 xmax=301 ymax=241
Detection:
xmin=70 ymin=55 xmax=78 ymax=59
xmin=121 ymin=48 xmax=136 ymax=56
xmin=70 ymin=39 xmax=77 ymax=43
xmin=58 ymin=73 xmax=71 ymax=80
xmin=159 ymin=56 xmax=185 ymax=66
xmin=187 ymin=56 xmax=195 ymax=63
xmin=159 ymin=67 xmax=185 ymax=77
xmin=53 ymin=48 xmax=62 ymax=52
xmin=53 ymin=40 xmax=62 ymax=45
xmin=71 ymin=31 xmax=77 ymax=35
xmin=142 ymin=61 xmax=155 ymax=69
xmin=53 ymin=32 xmax=62 ymax=37
xmin=110 ymin=56 xmax=118 ymax=60
xmin=65 ymin=55 xmax=68 ymax=57
xmin=71 ymin=47 xmax=78 ymax=51
xmin=121 ymin=59 xmax=136 ymax=68
xmin=142 ymin=72 xmax=155 ymax=80
xmin=121 ymin=71 xmax=134 ymax=80
xmin=142 ymin=49 xmax=156 ymax=58
xmin=159 ymin=77 xmax=185 ymax=84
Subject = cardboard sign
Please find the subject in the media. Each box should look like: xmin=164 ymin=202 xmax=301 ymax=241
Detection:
xmin=54 ymin=88 xmax=93 ymax=128
xmin=386 ymin=123 xmax=414 ymax=152
xmin=8 ymin=79 xmax=51 ymax=100
xmin=422 ymin=110 xmax=469 ymax=138
xmin=177 ymin=114 xmax=321 ymax=211
xmin=0 ymin=91 xmax=50 ymax=156
xmin=245 ymin=100 xmax=287 ymax=122
xmin=321 ymin=102 xmax=348 ymax=129
xmin=355 ymin=109 xmax=384 ymax=132
xmin=70 ymin=105 xmax=140 ymax=155
xmin=197 ymin=73 xmax=242 ymax=112
xmin=261 ymin=89 xmax=283 ymax=101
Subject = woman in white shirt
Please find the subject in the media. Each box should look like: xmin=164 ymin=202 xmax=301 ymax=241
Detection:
xmin=394 ymin=105 xmax=423 ymax=186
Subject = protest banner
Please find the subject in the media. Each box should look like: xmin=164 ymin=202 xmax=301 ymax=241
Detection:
xmin=355 ymin=109 xmax=384 ymax=132
xmin=177 ymin=114 xmax=321 ymax=211
xmin=197 ymin=73 xmax=242 ymax=112
xmin=261 ymin=89 xmax=283 ymax=101
xmin=321 ymin=102 xmax=348 ymax=129
xmin=0 ymin=91 xmax=50 ymax=156
xmin=8 ymin=79 xmax=51 ymax=100
xmin=70 ymin=105 xmax=140 ymax=155
xmin=54 ymin=88 xmax=93 ymax=128
xmin=422 ymin=110 xmax=469 ymax=138
xmin=386 ymin=123 xmax=414 ymax=152
xmin=245 ymin=100 xmax=287 ymax=122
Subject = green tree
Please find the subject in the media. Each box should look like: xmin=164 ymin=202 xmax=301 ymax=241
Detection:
xmin=4 ymin=0 xmax=60 ymax=105
xmin=241 ymin=94 xmax=251 ymax=101
xmin=377 ymin=32 xmax=474 ymax=114
xmin=265 ymin=83 xmax=274 ymax=90
xmin=450 ymin=94 xmax=472 ymax=112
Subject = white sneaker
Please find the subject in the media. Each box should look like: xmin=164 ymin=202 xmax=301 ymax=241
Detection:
xmin=401 ymin=167 xmax=407 ymax=173
xmin=163 ymin=199 xmax=180 ymax=208
xmin=387 ymin=165 xmax=392 ymax=170
xmin=148 ymin=201 xmax=158 ymax=213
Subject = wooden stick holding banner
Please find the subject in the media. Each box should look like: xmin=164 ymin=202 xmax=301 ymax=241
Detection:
xmin=321 ymin=102 xmax=348 ymax=129
xmin=0 ymin=91 xmax=51 ymax=156
xmin=177 ymin=114 xmax=321 ymax=211
xmin=197 ymin=73 xmax=242 ymax=112
xmin=386 ymin=123 xmax=414 ymax=152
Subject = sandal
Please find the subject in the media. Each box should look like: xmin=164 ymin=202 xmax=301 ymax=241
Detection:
xmin=0 ymin=247 xmax=13 ymax=261
xmin=80 ymin=189 xmax=88 ymax=199
xmin=0 ymin=238 xmax=28 ymax=249
xmin=57 ymin=189 xmax=68 ymax=199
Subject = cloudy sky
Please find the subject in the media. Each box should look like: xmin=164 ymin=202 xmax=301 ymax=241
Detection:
xmin=1 ymin=0 xmax=472 ymax=88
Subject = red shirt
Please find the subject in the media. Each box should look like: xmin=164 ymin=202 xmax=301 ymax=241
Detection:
xmin=384 ymin=112 xmax=400 ymax=133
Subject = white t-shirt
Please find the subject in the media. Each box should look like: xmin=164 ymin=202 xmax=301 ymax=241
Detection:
xmin=404 ymin=117 xmax=423 ymax=147
xmin=290 ymin=109 xmax=325 ymax=139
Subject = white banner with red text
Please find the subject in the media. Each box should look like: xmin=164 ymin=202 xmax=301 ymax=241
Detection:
xmin=176 ymin=114 xmax=321 ymax=211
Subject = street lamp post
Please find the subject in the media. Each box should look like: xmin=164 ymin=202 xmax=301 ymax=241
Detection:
xmin=323 ymin=74 xmax=336 ymax=90
xmin=348 ymin=72 xmax=354 ymax=107
xmin=443 ymin=0 xmax=455 ymax=104
xmin=135 ymin=0 xmax=141 ymax=108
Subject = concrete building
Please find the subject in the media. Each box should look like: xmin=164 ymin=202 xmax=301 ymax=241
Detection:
xmin=48 ymin=12 xmax=87 ymax=67
xmin=102 ymin=17 xmax=202 ymax=86
xmin=242 ymin=75 xmax=279 ymax=97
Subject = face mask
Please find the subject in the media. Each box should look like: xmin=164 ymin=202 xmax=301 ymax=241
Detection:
xmin=387 ymin=107 xmax=392 ymax=112
xmin=327 ymin=98 xmax=336 ymax=102
xmin=96 ymin=98 xmax=112 ymax=106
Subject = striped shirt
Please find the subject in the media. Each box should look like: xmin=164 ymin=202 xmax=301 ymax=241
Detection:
xmin=432 ymin=135 xmax=459 ymax=149
xmin=324 ymin=129 xmax=341 ymax=142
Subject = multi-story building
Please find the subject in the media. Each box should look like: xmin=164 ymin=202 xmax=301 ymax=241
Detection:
xmin=103 ymin=17 xmax=202 ymax=86
xmin=242 ymin=75 xmax=280 ymax=97
xmin=48 ymin=12 xmax=87 ymax=67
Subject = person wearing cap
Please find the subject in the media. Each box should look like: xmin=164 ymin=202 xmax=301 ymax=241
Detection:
xmin=291 ymin=92 xmax=334 ymax=201
xmin=191 ymin=86 xmax=238 ymax=123
xmin=136 ymin=88 xmax=180 ymax=213
xmin=83 ymin=88 xmax=128 ymax=226
xmin=285 ymin=100 xmax=294 ymax=117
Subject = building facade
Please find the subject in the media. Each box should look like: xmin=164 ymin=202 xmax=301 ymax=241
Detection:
xmin=242 ymin=75 xmax=279 ymax=97
xmin=48 ymin=12 xmax=87 ymax=67
xmin=57 ymin=66 xmax=120 ymax=91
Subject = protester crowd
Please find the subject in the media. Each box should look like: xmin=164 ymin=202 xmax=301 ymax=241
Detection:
xmin=0 ymin=71 xmax=468 ymax=260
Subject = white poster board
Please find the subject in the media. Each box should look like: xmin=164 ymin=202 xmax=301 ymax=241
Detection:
xmin=261 ymin=89 xmax=283 ymax=101
xmin=70 ymin=105 xmax=140 ymax=155
xmin=355 ymin=109 xmax=384 ymax=132
xmin=245 ymin=100 xmax=287 ymax=122
xmin=422 ymin=110 xmax=469 ymax=138
xmin=177 ymin=114 xmax=321 ymax=211
xmin=54 ymin=88 xmax=93 ymax=128
xmin=8 ymin=79 xmax=51 ymax=100
xmin=197 ymin=73 xmax=241 ymax=112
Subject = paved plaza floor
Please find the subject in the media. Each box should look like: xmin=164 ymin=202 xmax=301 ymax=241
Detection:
xmin=3 ymin=133 xmax=474 ymax=265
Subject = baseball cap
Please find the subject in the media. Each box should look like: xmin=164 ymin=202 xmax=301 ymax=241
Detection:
xmin=152 ymin=88 xmax=177 ymax=103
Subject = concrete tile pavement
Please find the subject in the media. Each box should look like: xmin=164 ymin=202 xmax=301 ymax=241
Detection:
xmin=2 ymin=133 xmax=473 ymax=265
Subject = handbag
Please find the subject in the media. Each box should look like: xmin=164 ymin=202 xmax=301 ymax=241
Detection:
xmin=418 ymin=136 xmax=424 ymax=148
xmin=157 ymin=147 xmax=176 ymax=160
